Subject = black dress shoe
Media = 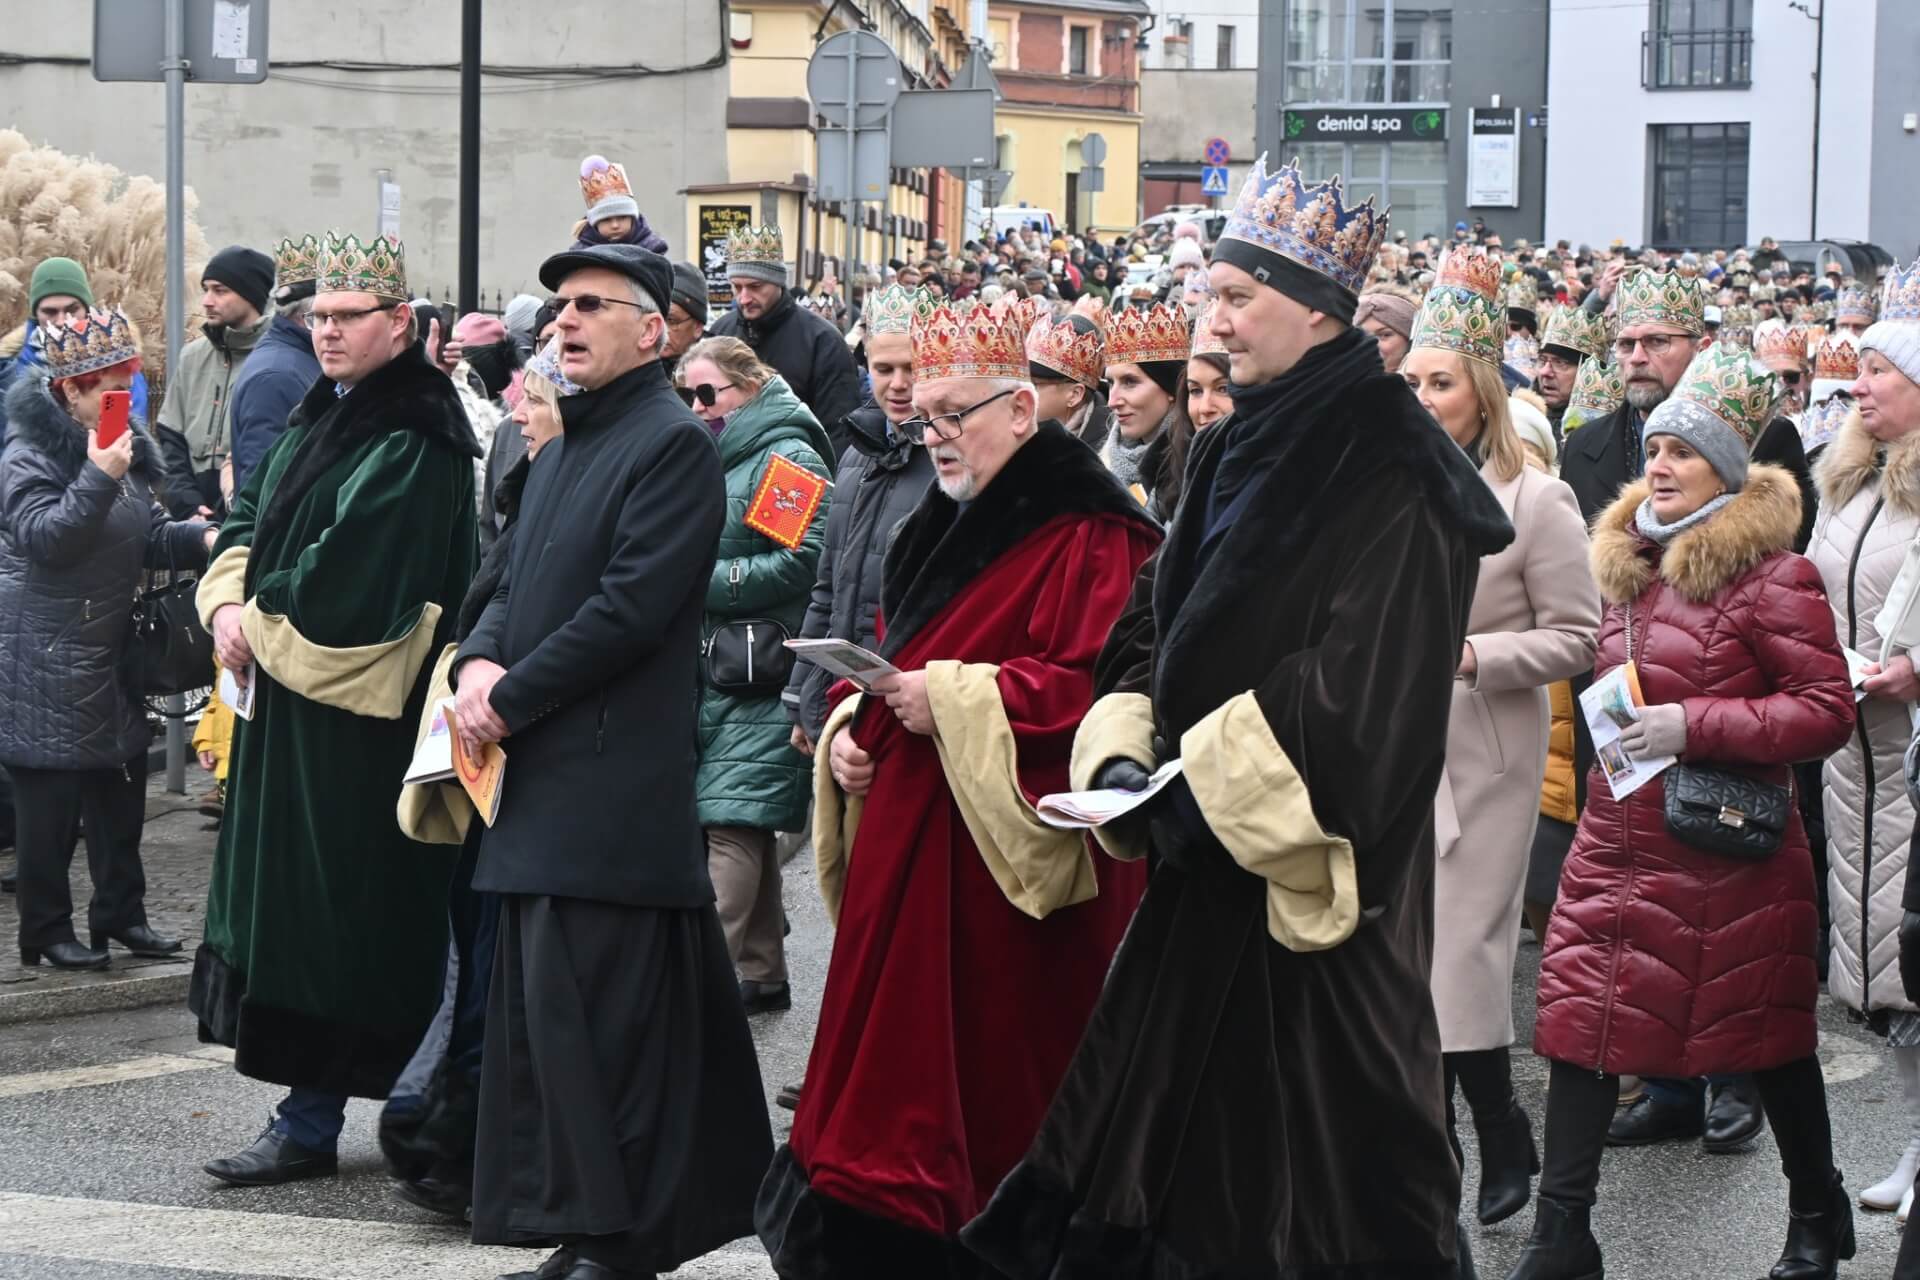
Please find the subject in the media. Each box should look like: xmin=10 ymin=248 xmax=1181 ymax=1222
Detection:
xmin=499 ymin=1248 xmax=644 ymax=1280
xmin=1605 ymin=1093 xmax=1702 ymax=1147
xmin=1506 ymin=1196 xmax=1603 ymax=1280
xmin=1771 ymin=1170 xmax=1856 ymax=1280
xmin=92 ymin=924 xmax=183 ymax=958
xmin=0 ymin=871 xmax=14 ymax=894
xmin=20 ymin=940 xmax=110 ymax=970
xmin=740 ymin=979 xmax=792 ymax=1014
xmin=1703 ymin=1075 xmax=1768 ymax=1153
xmin=204 ymin=1122 xmax=338 ymax=1186
xmin=1476 ymin=1102 xmax=1541 ymax=1225
xmin=776 ymin=1080 xmax=804 ymax=1111
xmin=394 ymin=1173 xmax=470 ymax=1221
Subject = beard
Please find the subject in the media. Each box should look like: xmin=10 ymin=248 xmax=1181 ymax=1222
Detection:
xmin=1625 ymin=378 xmax=1670 ymax=412
xmin=934 ymin=453 xmax=978 ymax=502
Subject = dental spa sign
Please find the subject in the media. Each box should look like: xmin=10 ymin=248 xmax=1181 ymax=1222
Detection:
xmin=1283 ymin=108 xmax=1448 ymax=142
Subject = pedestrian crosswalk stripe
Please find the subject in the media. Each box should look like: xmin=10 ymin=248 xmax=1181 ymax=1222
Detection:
xmin=0 ymin=1053 xmax=223 ymax=1099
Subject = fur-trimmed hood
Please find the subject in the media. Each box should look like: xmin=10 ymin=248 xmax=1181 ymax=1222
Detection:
xmin=1813 ymin=406 xmax=1920 ymax=519
xmin=1590 ymin=462 xmax=1804 ymax=604
xmin=1 ymin=372 xmax=158 ymax=482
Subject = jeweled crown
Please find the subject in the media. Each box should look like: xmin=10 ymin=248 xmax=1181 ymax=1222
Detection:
xmin=1408 ymin=246 xmax=1507 ymax=368
xmin=1664 ymin=343 xmax=1779 ymax=447
xmin=525 ymin=335 xmax=583 ymax=397
xmin=1718 ymin=304 xmax=1757 ymax=349
xmin=910 ymin=300 xmax=1029 ymax=382
xmin=1753 ymin=319 xmax=1809 ymax=373
xmin=1801 ymin=395 xmax=1846 ymax=454
xmin=1835 ymin=284 xmax=1877 ymax=326
xmin=1026 ymin=313 xmax=1107 ymax=388
xmin=1540 ymin=304 xmax=1611 ymax=362
xmin=863 ymin=284 xmax=936 ymax=337
xmin=316 ymin=232 xmax=408 ymax=301
xmin=274 ymin=235 xmax=321 ymax=290
xmin=1503 ymin=275 xmax=1539 ymax=315
xmin=1220 ymin=154 xmax=1387 ymax=297
xmin=1616 ymin=267 xmax=1706 ymax=336
xmin=1191 ymin=297 xmax=1227 ymax=359
xmin=1564 ymin=356 xmax=1625 ymax=433
xmin=1814 ymin=332 xmax=1859 ymax=381
xmin=578 ymin=155 xmax=634 ymax=210
xmin=1106 ymin=302 xmax=1192 ymax=367
xmin=1883 ymin=260 xmax=1920 ymax=323
xmin=726 ymin=225 xmax=784 ymax=267
xmin=43 ymin=307 xmax=142 ymax=381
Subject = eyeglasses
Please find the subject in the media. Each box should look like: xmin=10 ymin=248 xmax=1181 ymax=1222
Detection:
xmin=304 ymin=303 xmax=397 ymax=332
xmin=1779 ymin=370 xmax=1805 ymax=386
xmin=552 ymin=293 xmax=652 ymax=316
xmin=690 ymin=381 xmax=735 ymax=408
xmin=1613 ymin=333 xmax=1684 ymax=358
xmin=900 ymin=387 xmax=1016 ymax=443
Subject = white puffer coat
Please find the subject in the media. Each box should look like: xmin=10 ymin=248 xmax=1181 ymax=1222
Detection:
xmin=1808 ymin=409 xmax=1920 ymax=1015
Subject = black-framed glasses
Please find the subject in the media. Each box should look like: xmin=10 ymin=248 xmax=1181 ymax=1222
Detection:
xmin=900 ymin=387 xmax=1016 ymax=443
xmin=1613 ymin=333 xmax=1682 ymax=358
xmin=691 ymin=381 xmax=735 ymax=408
xmin=1780 ymin=370 xmax=1805 ymax=386
xmin=552 ymin=293 xmax=651 ymax=316
xmin=304 ymin=303 xmax=397 ymax=332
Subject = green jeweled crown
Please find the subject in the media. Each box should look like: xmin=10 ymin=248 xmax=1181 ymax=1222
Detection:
xmin=316 ymin=232 xmax=408 ymax=301
xmin=863 ymin=284 xmax=936 ymax=337
xmin=274 ymin=235 xmax=321 ymax=290
xmin=1540 ymin=304 xmax=1611 ymax=362
xmin=726 ymin=225 xmax=785 ymax=267
xmin=1616 ymin=266 xmax=1706 ymax=336
xmin=1408 ymin=245 xmax=1506 ymax=367
xmin=1717 ymin=303 xmax=1757 ymax=349
xmin=1564 ymin=356 xmax=1625 ymax=433
xmin=1665 ymin=342 xmax=1779 ymax=446
xmin=1503 ymin=275 xmax=1539 ymax=316
xmin=43 ymin=307 xmax=142 ymax=381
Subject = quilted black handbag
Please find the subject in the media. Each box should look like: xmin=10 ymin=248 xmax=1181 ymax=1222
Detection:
xmin=132 ymin=565 xmax=214 ymax=699
xmin=704 ymin=618 xmax=793 ymax=698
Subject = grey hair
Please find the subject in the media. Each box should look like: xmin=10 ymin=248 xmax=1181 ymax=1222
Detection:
xmin=621 ymin=275 xmax=670 ymax=357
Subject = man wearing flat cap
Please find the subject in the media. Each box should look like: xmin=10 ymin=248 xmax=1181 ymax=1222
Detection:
xmin=451 ymin=242 xmax=772 ymax=1280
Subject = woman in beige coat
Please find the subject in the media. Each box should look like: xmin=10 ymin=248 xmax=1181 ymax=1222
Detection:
xmin=1403 ymin=248 xmax=1601 ymax=1229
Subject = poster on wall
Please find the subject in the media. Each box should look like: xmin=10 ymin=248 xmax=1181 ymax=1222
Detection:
xmin=1468 ymin=109 xmax=1520 ymax=208
xmin=699 ymin=205 xmax=755 ymax=310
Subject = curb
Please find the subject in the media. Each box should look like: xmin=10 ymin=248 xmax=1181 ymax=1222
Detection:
xmin=0 ymin=968 xmax=191 ymax=1026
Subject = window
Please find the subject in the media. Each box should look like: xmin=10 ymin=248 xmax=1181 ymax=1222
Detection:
xmin=1649 ymin=123 xmax=1749 ymax=247
xmin=1217 ymin=24 xmax=1237 ymax=68
xmin=1644 ymin=0 xmax=1753 ymax=89
xmin=1069 ymin=26 xmax=1090 ymax=75
xmin=1286 ymin=1 xmax=1447 ymax=105
xmin=1285 ymin=0 xmax=1349 ymax=62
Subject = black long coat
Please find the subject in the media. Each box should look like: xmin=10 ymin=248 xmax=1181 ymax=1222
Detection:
xmin=965 ymin=370 xmax=1514 ymax=1277
xmin=710 ymin=290 xmax=862 ymax=452
xmin=458 ymin=359 xmax=726 ymax=907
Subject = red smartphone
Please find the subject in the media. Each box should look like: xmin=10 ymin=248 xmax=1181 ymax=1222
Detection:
xmin=96 ymin=391 xmax=131 ymax=447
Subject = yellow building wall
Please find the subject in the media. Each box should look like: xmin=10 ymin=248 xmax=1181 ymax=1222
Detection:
xmin=727 ymin=7 xmax=817 ymax=99
xmin=994 ymin=108 xmax=1140 ymax=237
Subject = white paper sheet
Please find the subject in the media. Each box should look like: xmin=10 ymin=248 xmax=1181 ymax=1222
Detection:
xmin=1578 ymin=666 xmax=1675 ymax=800
xmin=212 ymin=0 xmax=250 ymax=58
xmin=1036 ymin=759 xmax=1186 ymax=830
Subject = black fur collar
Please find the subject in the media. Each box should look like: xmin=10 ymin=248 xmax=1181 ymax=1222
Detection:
xmin=2 ymin=375 xmax=159 ymax=481
xmin=251 ymin=343 xmax=480 ymax=588
xmin=878 ymin=420 xmax=1158 ymax=658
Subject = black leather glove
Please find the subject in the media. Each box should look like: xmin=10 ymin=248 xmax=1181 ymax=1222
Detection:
xmin=1093 ymin=758 xmax=1153 ymax=794
xmin=1902 ymin=910 xmax=1920 ymax=1008
xmin=1148 ymin=774 xmax=1232 ymax=874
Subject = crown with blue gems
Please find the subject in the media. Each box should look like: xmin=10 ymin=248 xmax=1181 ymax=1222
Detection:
xmin=1219 ymin=154 xmax=1387 ymax=298
xmin=1408 ymin=245 xmax=1507 ymax=368
xmin=1800 ymin=394 xmax=1846 ymax=453
xmin=525 ymin=335 xmax=583 ymax=397
xmin=1882 ymin=260 xmax=1920 ymax=323
xmin=863 ymin=284 xmax=936 ymax=337
xmin=1835 ymin=284 xmax=1876 ymax=326
xmin=43 ymin=307 xmax=142 ymax=380
xmin=316 ymin=232 xmax=408 ymax=302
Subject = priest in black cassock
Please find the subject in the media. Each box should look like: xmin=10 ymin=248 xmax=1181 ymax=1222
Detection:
xmin=451 ymin=242 xmax=772 ymax=1280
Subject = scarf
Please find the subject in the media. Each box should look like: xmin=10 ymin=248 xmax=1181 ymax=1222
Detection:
xmin=1104 ymin=418 xmax=1162 ymax=489
xmin=1634 ymin=492 xmax=1735 ymax=544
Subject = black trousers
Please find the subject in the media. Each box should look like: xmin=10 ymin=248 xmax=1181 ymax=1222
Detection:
xmin=1539 ymin=1056 xmax=1834 ymax=1211
xmin=11 ymin=757 xmax=150 ymax=951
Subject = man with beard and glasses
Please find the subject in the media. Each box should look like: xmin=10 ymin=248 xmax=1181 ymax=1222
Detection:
xmin=156 ymin=245 xmax=276 ymax=518
xmin=757 ymin=297 xmax=1160 ymax=1276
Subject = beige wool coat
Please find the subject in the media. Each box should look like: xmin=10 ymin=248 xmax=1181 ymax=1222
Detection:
xmin=1433 ymin=458 xmax=1600 ymax=1051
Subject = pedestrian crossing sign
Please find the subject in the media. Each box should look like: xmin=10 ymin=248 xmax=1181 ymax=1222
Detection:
xmin=1201 ymin=165 xmax=1230 ymax=197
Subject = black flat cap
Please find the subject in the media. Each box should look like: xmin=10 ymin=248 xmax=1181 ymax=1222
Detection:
xmin=538 ymin=243 xmax=673 ymax=317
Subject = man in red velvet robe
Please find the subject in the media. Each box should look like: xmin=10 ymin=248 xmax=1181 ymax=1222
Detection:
xmin=755 ymin=301 xmax=1161 ymax=1277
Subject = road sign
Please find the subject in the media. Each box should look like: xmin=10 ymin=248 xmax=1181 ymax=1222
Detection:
xmin=1204 ymin=136 xmax=1231 ymax=167
xmin=955 ymin=45 xmax=1003 ymax=100
xmin=807 ymin=30 xmax=901 ymax=130
xmin=93 ymin=0 xmax=271 ymax=83
xmin=1080 ymin=134 xmax=1108 ymax=168
xmin=1081 ymin=168 xmax=1105 ymax=192
xmin=1200 ymin=166 xmax=1230 ymax=197
xmin=981 ymin=169 xmax=1014 ymax=203
xmin=891 ymin=88 xmax=997 ymax=168
xmin=817 ymin=129 xmax=892 ymax=202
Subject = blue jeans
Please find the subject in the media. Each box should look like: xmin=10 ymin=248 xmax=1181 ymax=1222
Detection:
xmin=274 ymin=1087 xmax=348 ymax=1152
xmin=1644 ymin=1075 xmax=1738 ymax=1107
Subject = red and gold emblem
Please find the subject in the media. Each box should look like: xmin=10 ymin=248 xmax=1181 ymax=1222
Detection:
xmin=745 ymin=453 xmax=829 ymax=549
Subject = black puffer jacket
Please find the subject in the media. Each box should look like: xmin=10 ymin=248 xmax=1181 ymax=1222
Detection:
xmin=0 ymin=378 xmax=209 ymax=769
xmin=710 ymin=289 xmax=862 ymax=458
xmin=782 ymin=399 xmax=933 ymax=739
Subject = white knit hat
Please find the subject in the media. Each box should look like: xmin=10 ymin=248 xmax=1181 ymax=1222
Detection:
xmin=1170 ymin=239 xmax=1205 ymax=271
xmin=1861 ymin=320 xmax=1920 ymax=389
xmin=1509 ymin=394 xmax=1557 ymax=468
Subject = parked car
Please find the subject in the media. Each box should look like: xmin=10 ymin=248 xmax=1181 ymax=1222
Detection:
xmin=984 ymin=205 xmax=1059 ymax=242
xmin=1772 ymin=239 xmax=1895 ymax=283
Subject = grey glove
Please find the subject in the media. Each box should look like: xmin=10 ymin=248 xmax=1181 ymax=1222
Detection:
xmin=1618 ymin=702 xmax=1686 ymax=760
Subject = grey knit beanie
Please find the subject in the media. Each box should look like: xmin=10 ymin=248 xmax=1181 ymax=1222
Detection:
xmin=1642 ymin=398 xmax=1749 ymax=493
xmin=1862 ymin=320 xmax=1920 ymax=389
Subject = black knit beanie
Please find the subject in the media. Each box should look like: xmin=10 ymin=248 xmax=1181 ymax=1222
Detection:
xmin=202 ymin=245 xmax=275 ymax=315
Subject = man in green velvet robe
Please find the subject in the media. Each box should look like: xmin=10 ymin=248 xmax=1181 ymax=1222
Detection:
xmin=190 ymin=231 xmax=480 ymax=1186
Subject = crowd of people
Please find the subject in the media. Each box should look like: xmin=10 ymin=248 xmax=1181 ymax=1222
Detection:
xmin=3 ymin=143 xmax=1920 ymax=1280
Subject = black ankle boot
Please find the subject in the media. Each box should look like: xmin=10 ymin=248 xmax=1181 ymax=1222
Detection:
xmin=1477 ymin=1102 xmax=1541 ymax=1226
xmin=1505 ymin=1196 xmax=1602 ymax=1280
xmin=1771 ymin=1171 xmax=1856 ymax=1280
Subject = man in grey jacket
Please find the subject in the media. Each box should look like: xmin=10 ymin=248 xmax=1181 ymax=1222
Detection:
xmin=155 ymin=246 xmax=275 ymax=517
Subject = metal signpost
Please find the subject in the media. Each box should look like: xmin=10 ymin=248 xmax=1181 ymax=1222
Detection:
xmin=808 ymin=30 xmax=900 ymax=281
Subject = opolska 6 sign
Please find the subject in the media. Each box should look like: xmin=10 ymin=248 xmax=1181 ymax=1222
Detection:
xmin=1282 ymin=108 xmax=1448 ymax=141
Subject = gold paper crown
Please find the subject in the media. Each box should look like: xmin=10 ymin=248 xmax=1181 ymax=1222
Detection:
xmin=863 ymin=284 xmax=936 ymax=337
xmin=578 ymin=155 xmax=634 ymax=211
xmin=1616 ymin=267 xmax=1706 ymax=336
xmin=1219 ymin=154 xmax=1387 ymax=296
xmin=910 ymin=300 xmax=1029 ymax=381
xmin=1753 ymin=319 xmax=1809 ymax=373
xmin=1718 ymin=304 xmax=1757 ymax=349
xmin=1564 ymin=356 xmax=1626 ymax=433
xmin=1658 ymin=343 xmax=1779 ymax=447
xmin=1814 ymin=332 xmax=1859 ymax=381
xmin=1025 ymin=313 xmax=1107 ymax=389
xmin=1106 ymin=302 xmax=1192 ymax=367
xmin=1540 ymin=304 xmax=1611 ymax=362
xmin=1191 ymin=297 xmax=1228 ymax=358
xmin=1883 ymin=260 xmax=1920 ymax=323
xmin=316 ymin=232 xmax=408 ymax=301
xmin=1409 ymin=246 xmax=1507 ymax=367
xmin=1503 ymin=275 xmax=1539 ymax=315
xmin=996 ymin=294 xmax=1047 ymax=341
xmin=274 ymin=235 xmax=321 ymax=290
xmin=726 ymin=225 xmax=785 ymax=267
xmin=43 ymin=307 xmax=142 ymax=381
xmin=1835 ymin=285 xmax=1877 ymax=326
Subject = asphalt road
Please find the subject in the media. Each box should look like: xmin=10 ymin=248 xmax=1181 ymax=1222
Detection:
xmin=0 ymin=851 xmax=1911 ymax=1279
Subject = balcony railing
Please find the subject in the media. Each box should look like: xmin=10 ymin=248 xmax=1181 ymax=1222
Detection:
xmin=1642 ymin=27 xmax=1753 ymax=90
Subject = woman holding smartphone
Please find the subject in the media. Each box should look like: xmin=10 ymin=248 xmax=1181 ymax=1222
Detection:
xmin=0 ymin=307 xmax=215 ymax=970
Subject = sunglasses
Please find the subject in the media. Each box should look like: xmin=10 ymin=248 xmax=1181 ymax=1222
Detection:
xmin=689 ymin=381 xmax=735 ymax=408
xmin=1779 ymin=370 xmax=1805 ymax=386
xmin=551 ymin=293 xmax=652 ymax=316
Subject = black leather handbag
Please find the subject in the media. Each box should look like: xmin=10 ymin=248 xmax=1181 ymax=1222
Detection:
xmin=133 ymin=571 xmax=214 ymax=699
xmin=704 ymin=619 xmax=793 ymax=698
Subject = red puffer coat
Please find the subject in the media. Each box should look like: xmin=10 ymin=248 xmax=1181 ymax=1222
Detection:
xmin=1534 ymin=466 xmax=1855 ymax=1077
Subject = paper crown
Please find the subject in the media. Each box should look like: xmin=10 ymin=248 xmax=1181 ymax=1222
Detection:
xmin=316 ymin=232 xmax=408 ymax=301
xmin=1409 ymin=247 xmax=1507 ymax=367
xmin=525 ymin=335 xmax=583 ymax=397
xmin=863 ymin=284 xmax=936 ymax=337
xmin=1564 ymin=356 xmax=1626 ymax=433
xmin=1718 ymin=303 xmax=1757 ymax=349
xmin=1616 ymin=267 xmax=1706 ymax=336
xmin=910 ymin=300 xmax=1030 ymax=381
xmin=1656 ymin=343 xmax=1780 ymax=449
xmin=1883 ymin=260 xmax=1920 ymax=323
xmin=996 ymin=294 xmax=1047 ymax=341
xmin=1835 ymin=284 xmax=1877 ymax=326
xmin=1540 ymin=304 xmax=1611 ymax=362
xmin=43 ymin=307 xmax=141 ymax=381
xmin=578 ymin=155 xmax=635 ymax=212
xmin=1800 ymin=394 xmax=1848 ymax=454
xmin=1191 ymin=297 xmax=1228 ymax=358
xmin=1106 ymin=301 xmax=1193 ymax=367
xmin=274 ymin=235 xmax=321 ymax=291
xmin=1805 ymin=299 xmax=1833 ymax=325
xmin=1219 ymin=154 xmax=1387 ymax=298
xmin=1753 ymin=320 xmax=1809 ymax=373
xmin=1503 ymin=275 xmax=1539 ymax=316
xmin=1814 ymin=332 xmax=1860 ymax=381
xmin=1026 ymin=313 xmax=1107 ymax=388
xmin=1504 ymin=333 xmax=1540 ymax=379
xmin=726 ymin=225 xmax=784 ymax=266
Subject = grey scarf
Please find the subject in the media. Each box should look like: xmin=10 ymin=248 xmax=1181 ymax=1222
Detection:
xmin=1635 ymin=492 xmax=1735 ymax=545
xmin=1104 ymin=429 xmax=1155 ymax=489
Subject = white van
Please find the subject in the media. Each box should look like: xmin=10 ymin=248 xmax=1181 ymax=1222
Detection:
xmin=983 ymin=205 xmax=1059 ymax=243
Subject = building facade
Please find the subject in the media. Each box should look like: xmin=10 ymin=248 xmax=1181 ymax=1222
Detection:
xmin=1139 ymin=69 xmax=1255 ymax=216
xmin=1141 ymin=0 xmax=1260 ymax=70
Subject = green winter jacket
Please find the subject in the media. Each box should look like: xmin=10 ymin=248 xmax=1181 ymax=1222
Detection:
xmin=697 ymin=374 xmax=833 ymax=831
